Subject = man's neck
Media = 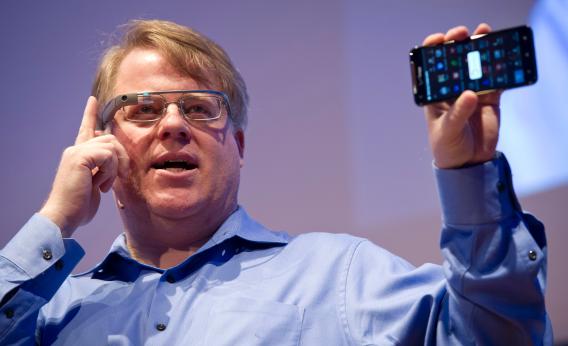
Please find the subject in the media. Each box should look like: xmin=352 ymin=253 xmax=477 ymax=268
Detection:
xmin=119 ymin=205 xmax=236 ymax=269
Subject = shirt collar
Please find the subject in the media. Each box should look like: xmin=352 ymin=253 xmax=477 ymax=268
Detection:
xmin=78 ymin=206 xmax=289 ymax=277
xmin=207 ymin=206 xmax=290 ymax=247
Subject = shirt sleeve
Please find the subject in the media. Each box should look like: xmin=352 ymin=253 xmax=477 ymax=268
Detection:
xmin=0 ymin=213 xmax=85 ymax=345
xmin=343 ymin=153 xmax=552 ymax=345
xmin=434 ymin=152 xmax=552 ymax=345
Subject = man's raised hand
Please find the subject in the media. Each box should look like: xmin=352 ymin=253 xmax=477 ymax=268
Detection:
xmin=39 ymin=96 xmax=129 ymax=237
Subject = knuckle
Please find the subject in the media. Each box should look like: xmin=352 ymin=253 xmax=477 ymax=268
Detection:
xmin=62 ymin=146 xmax=77 ymax=157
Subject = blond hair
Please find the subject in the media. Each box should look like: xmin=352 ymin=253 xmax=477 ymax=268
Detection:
xmin=91 ymin=19 xmax=249 ymax=131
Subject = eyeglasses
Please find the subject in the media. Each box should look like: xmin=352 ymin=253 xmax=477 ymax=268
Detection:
xmin=97 ymin=90 xmax=231 ymax=130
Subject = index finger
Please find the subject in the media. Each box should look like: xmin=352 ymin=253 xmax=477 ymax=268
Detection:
xmin=75 ymin=96 xmax=99 ymax=145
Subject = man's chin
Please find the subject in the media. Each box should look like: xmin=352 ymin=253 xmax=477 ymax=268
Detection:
xmin=147 ymin=199 xmax=202 ymax=220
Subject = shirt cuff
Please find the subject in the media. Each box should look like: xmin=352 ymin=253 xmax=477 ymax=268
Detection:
xmin=0 ymin=213 xmax=85 ymax=280
xmin=434 ymin=152 xmax=522 ymax=226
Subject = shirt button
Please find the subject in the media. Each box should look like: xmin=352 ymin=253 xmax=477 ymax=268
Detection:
xmin=4 ymin=308 xmax=14 ymax=319
xmin=166 ymin=275 xmax=175 ymax=283
xmin=528 ymin=250 xmax=538 ymax=261
xmin=42 ymin=249 xmax=53 ymax=261
xmin=54 ymin=260 xmax=64 ymax=271
xmin=156 ymin=323 xmax=167 ymax=331
xmin=496 ymin=181 xmax=505 ymax=192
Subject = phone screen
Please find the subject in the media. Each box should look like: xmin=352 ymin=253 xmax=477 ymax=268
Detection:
xmin=410 ymin=26 xmax=537 ymax=105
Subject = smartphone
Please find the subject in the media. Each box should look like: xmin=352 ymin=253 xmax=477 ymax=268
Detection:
xmin=409 ymin=25 xmax=537 ymax=106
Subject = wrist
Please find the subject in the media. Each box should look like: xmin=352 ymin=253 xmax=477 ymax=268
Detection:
xmin=433 ymin=152 xmax=497 ymax=170
xmin=38 ymin=205 xmax=75 ymax=238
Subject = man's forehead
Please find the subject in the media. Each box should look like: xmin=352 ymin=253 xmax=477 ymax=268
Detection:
xmin=114 ymin=48 xmax=218 ymax=94
xmin=117 ymin=49 xmax=189 ymax=83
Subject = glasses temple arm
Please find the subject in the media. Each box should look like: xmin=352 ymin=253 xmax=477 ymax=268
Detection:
xmin=96 ymin=93 xmax=139 ymax=130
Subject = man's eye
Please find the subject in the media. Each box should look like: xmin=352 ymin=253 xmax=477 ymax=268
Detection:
xmin=125 ymin=102 xmax=162 ymax=121
xmin=139 ymin=105 xmax=156 ymax=114
xmin=185 ymin=104 xmax=213 ymax=119
xmin=187 ymin=105 xmax=208 ymax=114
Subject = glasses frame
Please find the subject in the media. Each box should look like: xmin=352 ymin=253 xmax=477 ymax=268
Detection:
xmin=97 ymin=90 xmax=232 ymax=130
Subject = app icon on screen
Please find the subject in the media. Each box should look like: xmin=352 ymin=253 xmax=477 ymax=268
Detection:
xmin=515 ymin=69 xmax=525 ymax=84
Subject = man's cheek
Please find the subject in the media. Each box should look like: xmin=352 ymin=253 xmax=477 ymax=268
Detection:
xmin=113 ymin=168 xmax=145 ymax=200
xmin=126 ymin=156 xmax=149 ymax=183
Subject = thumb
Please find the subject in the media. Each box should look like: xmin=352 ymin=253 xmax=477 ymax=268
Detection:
xmin=445 ymin=90 xmax=478 ymax=130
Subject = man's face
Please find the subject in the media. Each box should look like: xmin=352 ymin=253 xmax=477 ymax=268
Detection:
xmin=111 ymin=48 xmax=244 ymax=225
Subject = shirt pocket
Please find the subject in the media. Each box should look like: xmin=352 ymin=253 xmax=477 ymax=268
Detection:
xmin=204 ymin=297 xmax=304 ymax=346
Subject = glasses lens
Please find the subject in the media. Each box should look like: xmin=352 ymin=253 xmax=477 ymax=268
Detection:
xmin=180 ymin=93 xmax=224 ymax=120
xmin=124 ymin=95 xmax=165 ymax=122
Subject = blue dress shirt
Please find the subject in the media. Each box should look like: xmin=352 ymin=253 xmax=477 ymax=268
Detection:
xmin=0 ymin=154 xmax=552 ymax=345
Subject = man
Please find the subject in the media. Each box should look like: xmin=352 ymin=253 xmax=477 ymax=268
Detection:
xmin=0 ymin=19 xmax=551 ymax=345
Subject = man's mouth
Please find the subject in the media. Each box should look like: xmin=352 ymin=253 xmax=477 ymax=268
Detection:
xmin=151 ymin=160 xmax=198 ymax=172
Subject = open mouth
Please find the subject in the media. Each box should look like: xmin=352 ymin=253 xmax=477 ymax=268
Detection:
xmin=152 ymin=160 xmax=198 ymax=172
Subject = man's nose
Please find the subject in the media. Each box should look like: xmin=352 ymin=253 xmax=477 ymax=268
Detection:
xmin=156 ymin=103 xmax=191 ymax=141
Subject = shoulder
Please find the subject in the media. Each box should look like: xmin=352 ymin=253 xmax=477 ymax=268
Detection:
xmin=281 ymin=231 xmax=412 ymax=269
xmin=288 ymin=231 xmax=365 ymax=250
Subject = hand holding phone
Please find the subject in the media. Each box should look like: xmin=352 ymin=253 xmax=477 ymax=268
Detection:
xmin=420 ymin=24 xmax=507 ymax=169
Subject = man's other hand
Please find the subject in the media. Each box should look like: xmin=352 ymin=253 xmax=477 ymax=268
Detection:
xmin=423 ymin=23 xmax=502 ymax=169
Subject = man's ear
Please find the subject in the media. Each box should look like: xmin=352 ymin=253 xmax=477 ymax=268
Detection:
xmin=234 ymin=129 xmax=245 ymax=167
